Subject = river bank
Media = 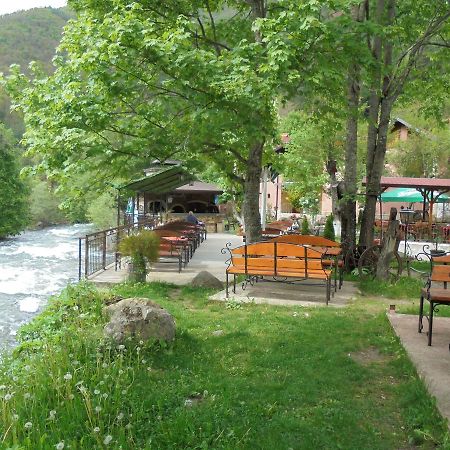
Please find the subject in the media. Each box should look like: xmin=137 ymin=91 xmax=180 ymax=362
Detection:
xmin=0 ymin=223 xmax=92 ymax=348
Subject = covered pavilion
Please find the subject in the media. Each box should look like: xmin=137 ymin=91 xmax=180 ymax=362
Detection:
xmin=118 ymin=162 xmax=225 ymax=232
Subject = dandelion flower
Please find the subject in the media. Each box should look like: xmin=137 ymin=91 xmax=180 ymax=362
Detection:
xmin=56 ymin=442 xmax=65 ymax=450
xmin=103 ymin=435 xmax=113 ymax=445
xmin=24 ymin=422 xmax=32 ymax=430
xmin=63 ymin=373 xmax=72 ymax=381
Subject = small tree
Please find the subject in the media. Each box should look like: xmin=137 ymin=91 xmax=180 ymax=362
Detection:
xmin=118 ymin=231 xmax=160 ymax=283
xmin=301 ymin=217 xmax=310 ymax=235
xmin=323 ymin=214 xmax=335 ymax=241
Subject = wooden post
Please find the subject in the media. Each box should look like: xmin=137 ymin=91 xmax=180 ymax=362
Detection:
xmin=376 ymin=207 xmax=400 ymax=280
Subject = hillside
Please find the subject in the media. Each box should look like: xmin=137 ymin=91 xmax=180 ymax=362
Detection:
xmin=0 ymin=7 xmax=75 ymax=136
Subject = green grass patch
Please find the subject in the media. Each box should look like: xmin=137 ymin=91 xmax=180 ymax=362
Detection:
xmin=0 ymin=281 xmax=448 ymax=449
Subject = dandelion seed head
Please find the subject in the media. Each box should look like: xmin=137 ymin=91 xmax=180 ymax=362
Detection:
xmin=102 ymin=363 xmax=108 ymax=368
xmin=103 ymin=435 xmax=113 ymax=445
xmin=99 ymin=381 xmax=105 ymax=386
xmin=12 ymin=414 xmax=19 ymax=420
xmin=117 ymin=412 xmax=124 ymax=421
xmin=139 ymin=340 xmax=144 ymax=345
xmin=68 ymin=394 xmax=74 ymax=400
xmin=56 ymin=441 xmax=65 ymax=450
xmin=24 ymin=392 xmax=31 ymax=399
xmin=12 ymin=376 xmax=18 ymax=382
xmin=102 ymin=393 xmax=108 ymax=399
xmin=0 ymin=385 xmax=6 ymax=390
xmin=118 ymin=345 xmax=125 ymax=351
xmin=94 ymin=389 xmax=100 ymax=395
xmin=121 ymin=389 xmax=127 ymax=395
xmin=24 ymin=422 xmax=32 ymax=429
xmin=63 ymin=373 xmax=72 ymax=381
xmin=95 ymin=406 xmax=102 ymax=413
xmin=93 ymin=427 xmax=100 ymax=433
xmin=24 ymin=365 xmax=31 ymax=371
xmin=118 ymin=369 xmax=124 ymax=375
xmin=125 ymin=423 xmax=132 ymax=430
xmin=4 ymin=393 xmax=13 ymax=401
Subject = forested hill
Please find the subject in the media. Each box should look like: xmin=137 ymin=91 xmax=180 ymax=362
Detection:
xmin=0 ymin=7 xmax=74 ymax=136
xmin=0 ymin=7 xmax=74 ymax=74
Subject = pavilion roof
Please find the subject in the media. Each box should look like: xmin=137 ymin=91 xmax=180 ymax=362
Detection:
xmin=363 ymin=177 xmax=450 ymax=192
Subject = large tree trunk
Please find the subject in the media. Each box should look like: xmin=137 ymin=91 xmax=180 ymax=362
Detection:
xmin=340 ymin=3 xmax=364 ymax=261
xmin=243 ymin=141 xmax=263 ymax=242
xmin=359 ymin=0 xmax=395 ymax=250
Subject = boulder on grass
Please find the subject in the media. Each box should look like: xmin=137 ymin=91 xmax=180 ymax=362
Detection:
xmin=190 ymin=271 xmax=223 ymax=289
xmin=104 ymin=298 xmax=175 ymax=344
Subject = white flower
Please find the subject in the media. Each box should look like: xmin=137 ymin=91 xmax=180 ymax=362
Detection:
xmin=12 ymin=376 xmax=18 ymax=382
xmin=49 ymin=410 xmax=57 ymax=420
xmin=139 ymin=340 xmax=144 ymax=345
xmin=121 ymin=390 xmax=127 ymax=395
xmin=118 ymin=369 xmax=124 ymax=375
xmin=56 ymin=442 xmax=65 ymax=450
xmin=125 ymin=423 xmax=132 ymax=430
xmin=63 ymin=373 xmax=72 ymax=381
xmin=24 ymin=422 xmax=32 ymax=430
xmin=94 ymin=390 xmax=100 ymax=395
xmin=24 ymin=393 xmax=31 ymax=399
xmin=141 ymin=359 xmax=147 ymax=364
xmin=118 ymin=345 xmax=125 ymax=351
xmin=99 ymin=381 xmax=105 ymax=386
xmin=4 ymin=393 xmax=13 ymax=401
xmin=95 ymin=406 xmax=102 ymax=413
xmin=136 ymin=347 xmax=141 ymax=352
xmin=78 ymin=386 xmax=87 ymax=394
xmin=117 ymin=412 xmax=124 ymax=421
xmin=0 ymin=385 xmax=6 ymax=390
xmin=12 ymin=414 xmax=19 ymax=421
xmin=102 ymin=393 xmax=108 ymax=399
xmin=93 ymin=427 xmax=100 ymax=433
xmin=72 ymin=305 xmax=79 ymax=311
xmin=24 ymin=365 xmax=31 ymax=371
xmin=103 ymin=435 xmax=113 ymax=445
xmin=102 ymin=363 xmax=108 ymax=369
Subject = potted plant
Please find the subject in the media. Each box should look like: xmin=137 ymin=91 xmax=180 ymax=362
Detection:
xmin=118 ymin=230 xmax=160 ymax=282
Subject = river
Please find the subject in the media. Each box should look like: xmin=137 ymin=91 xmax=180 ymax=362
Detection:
xmin=0 ymin=224 xmax=92 ymax=349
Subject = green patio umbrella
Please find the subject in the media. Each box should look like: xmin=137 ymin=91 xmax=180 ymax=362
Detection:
xmin=380 ymin=188 xmax=449 ymax=203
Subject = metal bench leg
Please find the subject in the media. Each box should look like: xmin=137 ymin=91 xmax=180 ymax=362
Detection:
xmin=428 ymin=301 xmax=434 ymax=346
xmin=226 ymin=272 xmax=229 ymax=298
xmin=418 ymin=294 xmax=424 ymax=333
xmin=233 ymin=275 xmax=237 ymax=294
xmin=326 ymin=277 xmax=331 ymax=306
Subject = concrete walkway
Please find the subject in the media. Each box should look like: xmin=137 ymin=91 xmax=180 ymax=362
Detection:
xmin=388 ymin=313 xmax=450 ymax=429
xmin=90 ymin=233 xmax=243 ymax=287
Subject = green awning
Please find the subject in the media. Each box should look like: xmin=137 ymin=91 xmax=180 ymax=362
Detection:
xmin=380 ymin=188 xmax=449 ymax=203
xmin=120 ymin=166 xmax=194 ymax=194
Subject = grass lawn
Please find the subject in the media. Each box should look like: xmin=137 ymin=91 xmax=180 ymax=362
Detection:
xmin=0 ymin=281 xmax=449 ymax=449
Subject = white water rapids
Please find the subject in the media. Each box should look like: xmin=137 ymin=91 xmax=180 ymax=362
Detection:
xmin=0 ymin=224 xmax=92 ymax=348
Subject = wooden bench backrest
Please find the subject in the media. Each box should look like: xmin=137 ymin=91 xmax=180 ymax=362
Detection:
xmin=431 ymin=264 xmax=450 ymax=283
xmin=272 ymin=234 xmax=340 ymax=248
xmin=230 ymin=242 xmax=325 ymax=272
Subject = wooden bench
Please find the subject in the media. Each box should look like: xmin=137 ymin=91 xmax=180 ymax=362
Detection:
xmin=418 ymin=263 xmax=450 ymax=345
xmin=272 ymin=235 xmax=343 ymax=290
xmin=225 ymin=242 xmax=333 ymax=304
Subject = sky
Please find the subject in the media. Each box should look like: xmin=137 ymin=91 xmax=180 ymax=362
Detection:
xmin=0 ymin=0 xmax=67 ymax=16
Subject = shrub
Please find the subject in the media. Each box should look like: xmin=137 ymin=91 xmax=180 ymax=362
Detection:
xmin=323 ymin=214 xmax=335 ymax=241
xmin=118 ymin=231 xmax=160 ymax=282
xmin=301 ymin=216 xmax=310 ymax=235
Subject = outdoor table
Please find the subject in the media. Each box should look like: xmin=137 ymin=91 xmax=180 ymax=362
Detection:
xmin=161 ymin=236 xmax=191 ymax=266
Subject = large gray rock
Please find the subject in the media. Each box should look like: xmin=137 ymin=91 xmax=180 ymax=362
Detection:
xmin=191 ymin=271 xmax=223 ymax=289
xmin=104 ymin=298 xmax=175 ymax=344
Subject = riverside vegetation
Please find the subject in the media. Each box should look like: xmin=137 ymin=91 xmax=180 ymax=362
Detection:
xmin=0 ymin=281 xmax=449 ymax=449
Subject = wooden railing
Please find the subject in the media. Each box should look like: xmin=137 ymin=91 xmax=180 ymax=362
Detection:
xmin=78 ymin=218 xmax=158 ymax=279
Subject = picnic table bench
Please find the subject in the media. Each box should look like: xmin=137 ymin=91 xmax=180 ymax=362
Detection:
xmin=419 ymin=261 xmax=450 ymax=345
xmin=225 ymin=242 xmax=333 ymax=305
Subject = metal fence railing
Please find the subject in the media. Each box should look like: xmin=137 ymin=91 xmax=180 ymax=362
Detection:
xmin=78 ymin=218 xmax=158 ymax=279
